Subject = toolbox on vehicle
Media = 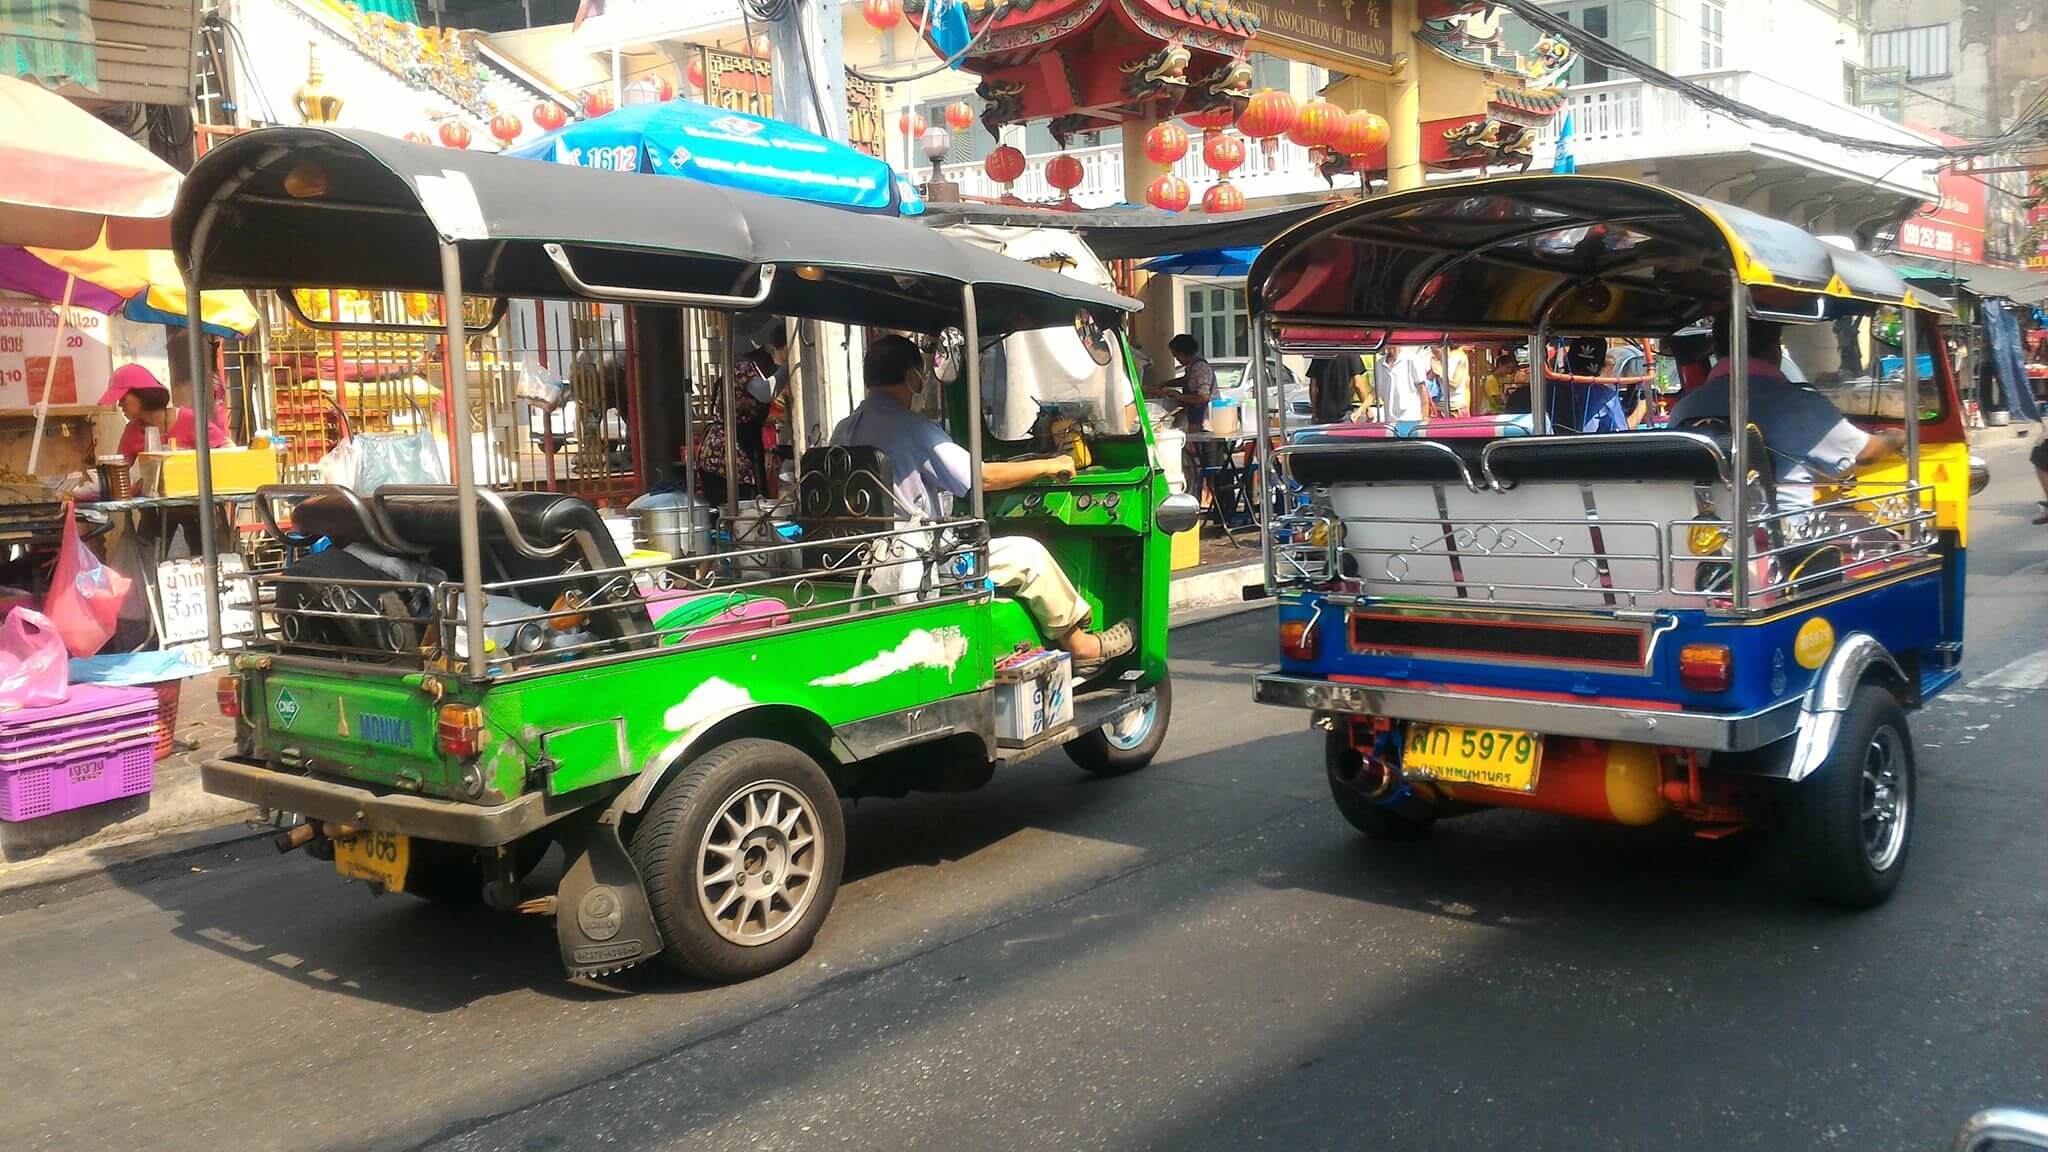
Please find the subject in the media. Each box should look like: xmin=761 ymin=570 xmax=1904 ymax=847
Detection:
xmin=0 ymin=684 xmax=160 ymax=822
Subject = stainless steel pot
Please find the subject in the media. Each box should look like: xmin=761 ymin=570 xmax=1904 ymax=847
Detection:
xmin=635 ymin=499 xmax=714 ymax=557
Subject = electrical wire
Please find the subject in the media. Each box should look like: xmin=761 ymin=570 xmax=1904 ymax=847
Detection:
xmin=1493 ymin=0 xmax=2048 ymax=160
xmin=843 ymin=7 xmax=1004 ymax=84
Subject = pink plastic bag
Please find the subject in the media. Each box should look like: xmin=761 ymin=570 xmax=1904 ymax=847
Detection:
xmin=0 ymin=607 xmax=68 ymax=710
xmin=44 ymin=504 xmax=132 ymax=657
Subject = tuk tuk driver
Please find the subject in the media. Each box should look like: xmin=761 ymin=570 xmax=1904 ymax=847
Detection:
xmin=1669 ymin=316 xmax=1904 ymax=512
xmin=832 ymin=335 xmax=1136 ymax=679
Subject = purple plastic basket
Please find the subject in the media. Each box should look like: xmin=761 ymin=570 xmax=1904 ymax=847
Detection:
xmin=0 ymin=684 xmax=158 ymax=757
xmin=0 ymin=733 xmax=156 ymax=822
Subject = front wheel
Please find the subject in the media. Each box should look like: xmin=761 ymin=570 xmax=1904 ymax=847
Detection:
xmin=1779 ymin=684 xmax=1914 ymax=908
xmin=629 ymin=738 xmax=846 ymax=982
xmin=1064 ymin=679 xmax=1172 ymax=777
xmin=1326 ymin=729 xmax=1437 ymax=839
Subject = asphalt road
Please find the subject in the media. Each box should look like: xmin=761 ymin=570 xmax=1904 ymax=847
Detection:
xmin=4 ymin=435 xmax=2045 ymax=1152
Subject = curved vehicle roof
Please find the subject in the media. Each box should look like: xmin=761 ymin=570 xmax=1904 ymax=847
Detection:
xmin=1246 ymin=175 xmax=1948 ymax=337
xmin=173 ymin=128 xmax=1138 ymax=335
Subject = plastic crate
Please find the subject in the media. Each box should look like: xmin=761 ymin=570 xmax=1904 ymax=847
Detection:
xmin=0 ymin=733 xmax=156 ymax=822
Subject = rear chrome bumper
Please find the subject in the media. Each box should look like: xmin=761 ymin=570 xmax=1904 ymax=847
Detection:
xmin=202 ymin=757 xmax=584 ymax=846
xmin=1254 ymin=673 xmax=1800 ymax=752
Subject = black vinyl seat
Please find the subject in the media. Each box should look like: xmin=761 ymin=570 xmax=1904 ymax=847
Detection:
xmin=796 ymin=445 xmax=900 ymax=572
xmin=1481 ymin=430 xmax=1732 ymax=487
xmin=1285 ymin=439 xmax=1481 ymax=489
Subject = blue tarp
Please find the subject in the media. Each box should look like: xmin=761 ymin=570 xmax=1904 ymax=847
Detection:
xmin=1136 ymin=247 xmax=1260 ymax=277
xmin=506 ymin=99 xmax=923 ymax=217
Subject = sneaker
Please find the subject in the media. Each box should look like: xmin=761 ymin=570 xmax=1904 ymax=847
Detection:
xmin=2034 ymin=509 xmax=2048 ymax=526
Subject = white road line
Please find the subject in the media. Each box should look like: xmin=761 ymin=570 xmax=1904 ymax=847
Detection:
xmin=1971 ymin=649 xmax=2048 ymax=692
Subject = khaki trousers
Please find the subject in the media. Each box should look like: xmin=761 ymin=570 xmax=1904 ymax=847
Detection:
xmin=988 ymin=535 xmax=1089 ymax=636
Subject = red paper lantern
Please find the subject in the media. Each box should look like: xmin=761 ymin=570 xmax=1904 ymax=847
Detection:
xmin=582 ymin=88 xmax=615 ymax=118
xmin=1331 ymin=109 xmax=1389 ymax=159
xmin=899 ymin=109 xmax=927 ymax=137
xmin=489 ymin=113 xmax=522 ymax=145
xmin=1237 ymin=88 xmax=1298 ymax=153
xmin=534 ymin=101 xmax=567 ymax=132
xmin=437 ymin=120 xmax=471 ymax=149
xmin=1202 ymin=181 xmax=1245 ymax=214
xmin=655 ymin=75 xmax=675 ymax=101
xmin=862 ymin=0 xmax=902 ymax=31
xmin=1183 ymin=105 xmax=1237 ymax=132
xmin=1202 ymin=131 xmax=1245 ymax=174
xmin=1288 ymin=97 xmax=1340 ymax=150
xmin=984 ymin=144 xmax=1026 ymax=187
xmin=750 ymin=32 xmax=772 ymax=58
xmin=1146 ymin=173 xmax=1191 ymax=213
xmin=1044 ymin=154 xmax=1085 ymax=193
xmin=1143 ymin=121 xmax=1190 ymax=167
xmin=944 ymin=100 xmax=974 ymax=134
xmin=685 ymin=55 xmax=706 ymax=93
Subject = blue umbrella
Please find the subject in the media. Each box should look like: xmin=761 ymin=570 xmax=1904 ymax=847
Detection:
xmin=1137 ymin=247 xmax=1260 ymax=277
xmin=507 ymin=99 xmax=924 ymax=216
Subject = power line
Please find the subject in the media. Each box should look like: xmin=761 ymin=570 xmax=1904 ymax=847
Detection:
xmin=1493 ymin=0 xmax=2048 ymax=159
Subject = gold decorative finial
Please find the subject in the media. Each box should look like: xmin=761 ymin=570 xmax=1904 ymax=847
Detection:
xmin=296 ymin=41 xmax=345 ymax=125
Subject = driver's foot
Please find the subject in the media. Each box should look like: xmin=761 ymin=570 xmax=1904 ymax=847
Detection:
xmin=1071 ymin=619 xmax=1135 ymax=682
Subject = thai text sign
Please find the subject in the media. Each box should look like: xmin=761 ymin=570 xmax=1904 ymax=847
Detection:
xmin=0 ymin=299 xmax=111 ymax=410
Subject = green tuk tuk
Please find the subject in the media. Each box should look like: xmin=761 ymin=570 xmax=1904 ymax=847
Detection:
xmin=179 ymin=129 xmax=1194 ymax=980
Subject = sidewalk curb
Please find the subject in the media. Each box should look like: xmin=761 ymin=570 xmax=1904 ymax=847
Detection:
xmin=0 ymin=560 xmax=1276 ymax=901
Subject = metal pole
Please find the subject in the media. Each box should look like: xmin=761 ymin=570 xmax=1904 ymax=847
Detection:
xmin=188 ymin=255 xmax=223 ymax=654
xmin=1728 ymin=273 xmax=1751 ymax=613
xmin=681 ymin=311 xmax=695 ymax=508
xmin=440 ymin=242 xmax=488 ymax=678
xmin=1251 ymin=313 xmax=1274 ymax=590
xmin=1900 ymin=305 xmax=1922 ymax=528
xmin=963 ymin=285 xmax=984 ymax=521
xmin=1529 ymin=326 xmax=1551 ymax=435
xmin=719 ymin=311 xmax=738 ymax=522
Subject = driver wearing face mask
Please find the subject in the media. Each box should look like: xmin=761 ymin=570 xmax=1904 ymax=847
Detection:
xmin=830 ymin=335 xmax=1133 ymax=680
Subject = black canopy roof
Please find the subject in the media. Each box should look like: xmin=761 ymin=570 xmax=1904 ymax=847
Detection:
xmin=1246 ymin=175 xmax=1946 ymax=336
xmin=173 ymin=128 xmax=1138 ymax=335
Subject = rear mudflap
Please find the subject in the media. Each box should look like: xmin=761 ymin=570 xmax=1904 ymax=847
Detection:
xmin=553 ymin=811 xmax=662 ymax=979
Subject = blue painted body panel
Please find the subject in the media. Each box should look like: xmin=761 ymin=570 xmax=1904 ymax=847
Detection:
xmin=1277 ymin=564 xmax=1948 ymax=716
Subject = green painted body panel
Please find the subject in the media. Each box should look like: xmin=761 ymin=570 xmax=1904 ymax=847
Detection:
xmin=240 ymin=334 xmax=1174 ymax=809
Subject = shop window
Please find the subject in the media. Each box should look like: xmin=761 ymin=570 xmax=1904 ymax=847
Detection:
xmin=1577 ymin=5 xmax=1610 ymax=83
xmin=1184 ymin=286 xmax=1249 ymax=360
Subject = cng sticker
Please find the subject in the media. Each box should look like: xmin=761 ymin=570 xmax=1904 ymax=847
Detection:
xmin=274 ymin=687 xmax=301 ymax=729
xmin=1794 ymin=618 xmax=1835 ymax=670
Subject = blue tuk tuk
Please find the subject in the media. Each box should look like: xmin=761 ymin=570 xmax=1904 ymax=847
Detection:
xmin=1248 ymin=176 xmax=1971 ymax=906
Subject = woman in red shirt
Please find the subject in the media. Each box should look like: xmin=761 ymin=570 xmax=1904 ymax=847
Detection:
xmin=99 ymin=364 xmax=230 ymax=463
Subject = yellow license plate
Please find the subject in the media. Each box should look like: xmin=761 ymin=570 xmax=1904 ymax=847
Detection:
xmin=1402 ymin=723 xmax=1543 ymax=792
xmin=334 ymin=831 xmax=410 ymax=890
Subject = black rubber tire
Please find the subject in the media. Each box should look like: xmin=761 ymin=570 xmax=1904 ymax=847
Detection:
xmin=628 ymin=738 xmax=845 ymax=983
xmin=1064 ymin=678 xmax=1172 ymax=777
xmin=1325 ymin=729 xmax=1436 ymax=840
xmin=1779 ymin=684 xmax=1914 ymax=908
xmin=401 ymin=834 xmax=550 ymax=904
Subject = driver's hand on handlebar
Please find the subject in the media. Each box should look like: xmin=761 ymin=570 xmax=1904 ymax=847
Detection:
xmin=1038 ymin=455 xmax=1077 ymax=481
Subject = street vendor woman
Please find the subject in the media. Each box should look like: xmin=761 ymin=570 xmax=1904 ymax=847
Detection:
xmin=833 ymin=335 xmax=1136 ymax=681
xmin=100 ymin=364 xmax=231 ymax=464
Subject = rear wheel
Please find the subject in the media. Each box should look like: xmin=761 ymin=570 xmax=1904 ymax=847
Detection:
xmin=1064 ymin=679 xmax=1172 ymax=777
xmin=629 ymin=738 xmax=845 ymax=982
xmin=1326 ymin=729 xmax=1436 ymax=840
xmin=1780 ymin=684 xmax=1914 ymax=908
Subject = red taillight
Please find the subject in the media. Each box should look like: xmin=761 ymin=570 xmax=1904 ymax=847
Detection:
xmin=1679 ymin=644 xmax=1733 ymax=693
xmin=436 ymin=704 xmax=485 ymax=758
xmin=1280 ymin=618 xmax=1320 ymax=662
xmin=216 ymin=674 xmax=242 ymax=718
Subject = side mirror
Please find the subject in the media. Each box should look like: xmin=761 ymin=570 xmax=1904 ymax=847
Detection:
xmin=1155 ymin=492 xmax=1200 ymax=535
xmin=1956 ymin=1108 xmax=2048 ymax=1151
xmin=1968 ymin=454 xmax=1989 ymax=496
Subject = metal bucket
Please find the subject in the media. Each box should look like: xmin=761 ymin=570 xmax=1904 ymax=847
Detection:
xmin=635 ymin=500 xmax=714 ymax=557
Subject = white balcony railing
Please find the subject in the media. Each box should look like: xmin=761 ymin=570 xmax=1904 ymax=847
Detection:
xmin=1537 ymin=70 xmax=1939 ymax=199
xmin=940 ymin=136 xmax=1337 ymax=210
